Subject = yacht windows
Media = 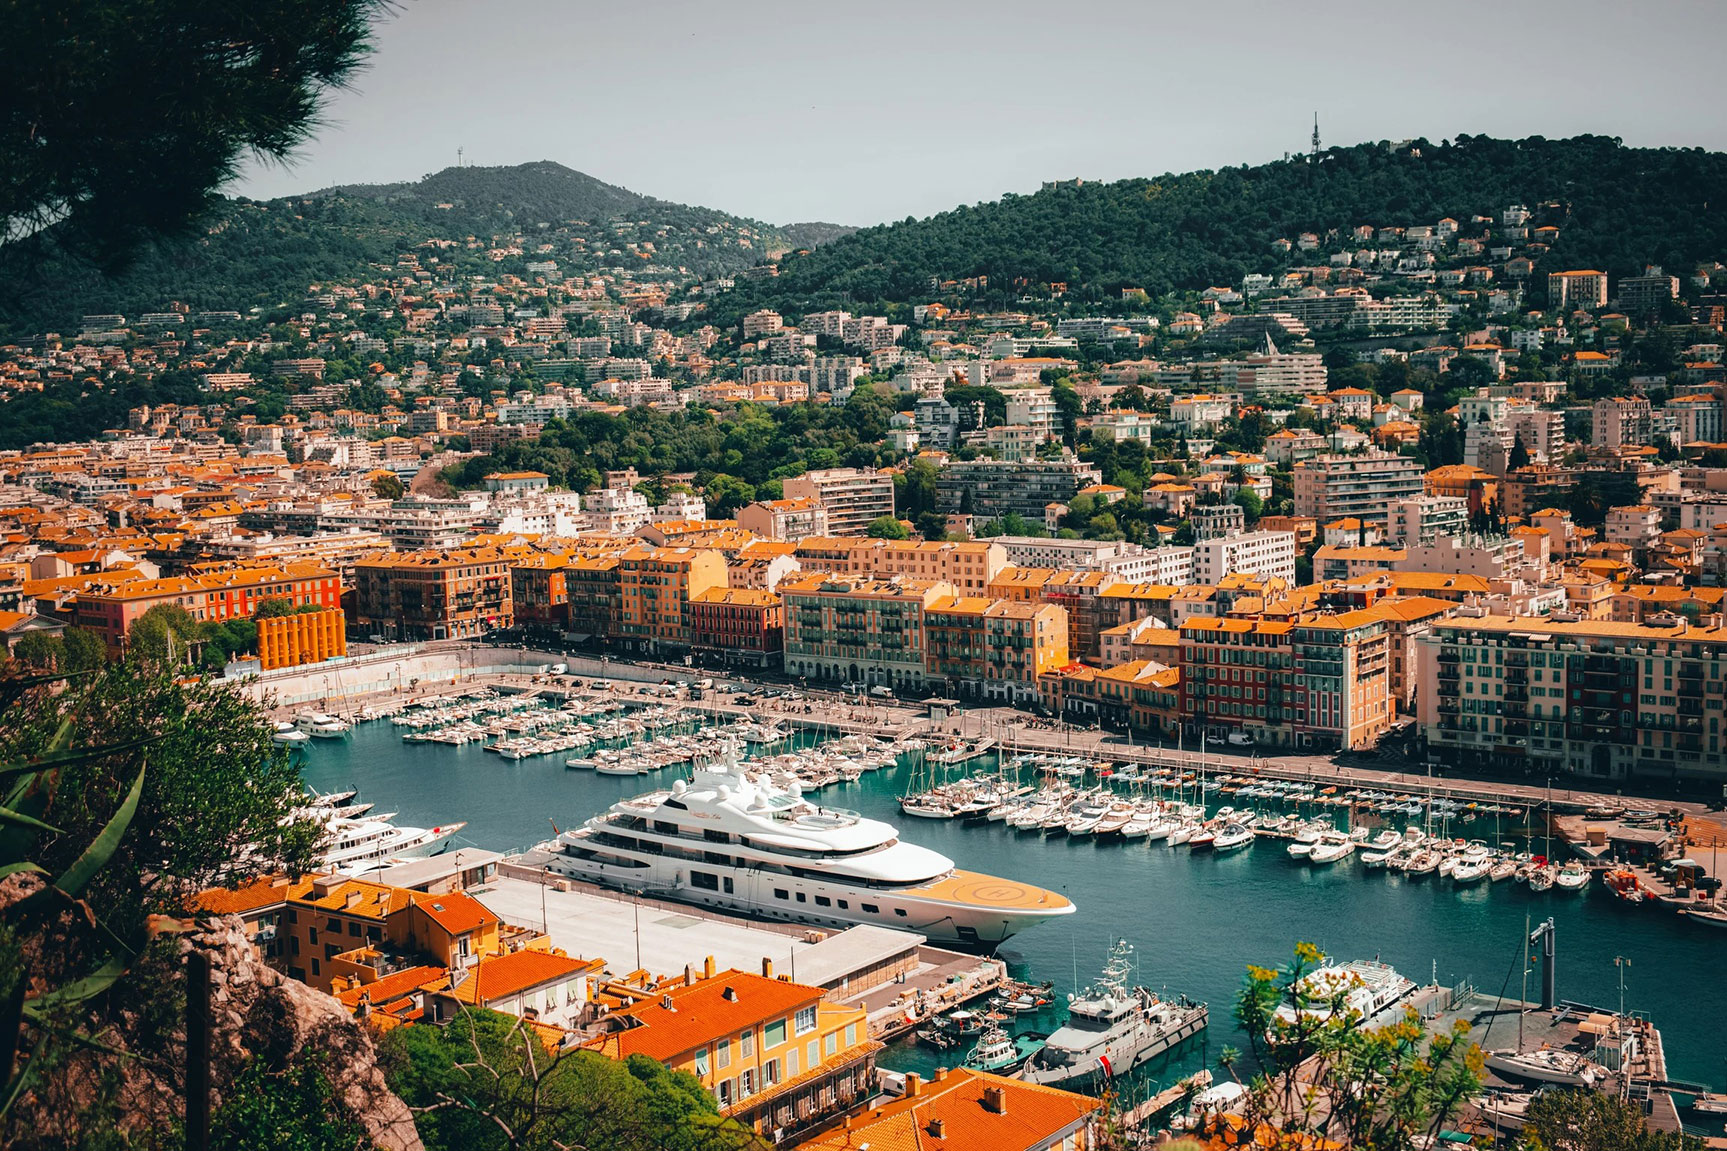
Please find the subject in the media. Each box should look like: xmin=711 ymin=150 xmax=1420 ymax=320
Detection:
xmin=861 ymin=903 xmax=879 ymax=914
xmin=722 ymin=877 xmax=734 ymax=894
xmin=956 ymin=926 xmax=979 ymax=942
xmin=894 ymin=908 xmax=908 ymax=917
xmin=814 ymin=896 xmax=831 ymax=907
xmin=774 ymin=889 xmax=789 ymax=901
xmin=690 ymin=872 xmax=719 ymax=891
xmin=653 ymin=820 xmax=680 ymax=835
xmin=837 ymin=899 xmax=848 ymax=910
xmin=795 ymin=892 xmax=807 ymax=903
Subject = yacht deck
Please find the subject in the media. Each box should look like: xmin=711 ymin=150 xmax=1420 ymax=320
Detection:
xmin=902 ymin=868 xmax=1073 ymax=912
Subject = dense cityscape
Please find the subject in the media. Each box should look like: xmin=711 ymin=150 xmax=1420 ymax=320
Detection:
xmin=4 ymin=7 xmax=1727 ymax=1151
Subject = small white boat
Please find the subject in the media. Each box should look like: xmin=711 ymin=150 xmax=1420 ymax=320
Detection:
xmin=272 ymin=721 xmax=311 ymax=745
xmin=295 ymin=712 xmax=350 ymax=739
xmin=1213 ymin=823 xmax=1255 ymax=852
xmin=1555 ymin=861 xmax=1589 ymax=891
xmin=1309 ymin=834 xmax=1355 ymax=865
xmin=1451 ymin=857 xmax=1490 ymax=884
xmin=1485 ymin=1047 xmax=1603 ymax=1088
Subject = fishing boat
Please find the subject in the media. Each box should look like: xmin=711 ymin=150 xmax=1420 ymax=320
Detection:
xmin=962 ymin=1020 xmax=1044 ymax=1074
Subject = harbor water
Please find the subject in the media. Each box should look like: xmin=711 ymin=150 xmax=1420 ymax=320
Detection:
xmin=299 ymin=719 xmax=1727 ymax=1100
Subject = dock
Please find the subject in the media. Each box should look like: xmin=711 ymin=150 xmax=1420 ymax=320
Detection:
xmin=1117 ymin=1070 xmax=1212 ymax=1130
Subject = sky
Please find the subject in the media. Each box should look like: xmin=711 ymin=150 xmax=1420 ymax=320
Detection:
xmin=237 ymin=0 xmax=1727 ymax=228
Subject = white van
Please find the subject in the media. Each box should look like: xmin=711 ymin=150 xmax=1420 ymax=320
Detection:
xmin=549 ymin=663 xmax=568 ymax=675
xmin=869 ymin=685 xmax=894 ymax=699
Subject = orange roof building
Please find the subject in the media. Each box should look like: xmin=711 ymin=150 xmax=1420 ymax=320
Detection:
xmin=799 ymin=1066 xmax=1102 ymax=1151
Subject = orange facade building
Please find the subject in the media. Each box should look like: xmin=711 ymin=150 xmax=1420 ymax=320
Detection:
xmin=257 ymin=608 xmax=347 ymax=670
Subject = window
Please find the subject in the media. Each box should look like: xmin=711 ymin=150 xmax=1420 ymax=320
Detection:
xmin=718 ymin=1079 xmax=733 ymax=1107
xmin=794 ymin=1007 xmax=817 ymax=1035
xmin=814 ymin=895 xmax=831 ymax=908
xmin=825 ymin=1032 xmax=837 ymax=1057
xmin=309 ymin=927 xmax=318 ymax=945
xmin=695 ymin=1049 xmax=710 ymax=1077
xmin=845 ymin=1023 xmax=858 ymax=1047
xmin=739 ymin=1069 xmax=755 ymax=1098
xmin=690 ymin=871 xmax=719 ymax=891
xmin=763 ymin=1058 xmax=781 ymax=1086
xmin=795 ymin=892 xmax=806 ymax=903
xmin=837 ymin=899 xmax=849 ymax=909
xmin=894 ymin=908 xmax=908 ymax=917
xmin=311 ymin=958 xmax=320 ymax=976
xmin=808 ymin=1040 xmax=819 ymax=1069
xmin=348 ymin=921 xmax=361 ymax=937
xmin=716 ymin=1038 xmax=731 ymax=1069
xmin=741 ymin=1030 xmax=754 ymax=1057
xmin=861 ymin=903 xmax=879 ymax=914
xmin=774 ymin=889 xmax=789 ymax=901
xmin=764 ymin=1018 xmax=787 ymax=1047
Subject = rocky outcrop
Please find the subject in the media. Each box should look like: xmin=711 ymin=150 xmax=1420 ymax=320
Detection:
xmin=187 ymin=915 xmax=424 ymax=1151
xmin=3 ymin=873 xmax=422 ymax=1151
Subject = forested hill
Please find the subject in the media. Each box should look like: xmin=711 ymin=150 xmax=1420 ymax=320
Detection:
xmin=725 ymin=134 xmax=1727 ymax=316
xmin=0 ymin=162 xmax=848 ymax=339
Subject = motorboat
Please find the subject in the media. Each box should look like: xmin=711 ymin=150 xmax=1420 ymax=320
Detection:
xmin=1286 ymin=825 xmax=1323 ymax=859
xmin=1212 ymin=823 xmax=1255 ymax=852
xmin=1451 ymin=857 xmax=1491 ymax=884
xmin=295 ymin=712 xmax=350 ymax=739
xmin=1554 ymin=861 xmax=1589 ymax=891
xmin=1309 ymin=834 xmax=1356 ymax=865
xmin=543 ymin=741 xmax=1074 ymax=949
xmin=1272 ymin=957 xmax=1417 ymax=1031
xmin=272 ymin=721 xmax=311 ymax=745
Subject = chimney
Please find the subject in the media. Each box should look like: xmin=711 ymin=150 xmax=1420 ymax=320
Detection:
xmin=761 ymin=958 xmax=773 ymax=978
xmin=722 ymin=986 xmax=738 ymax=1002
xmin=932 ymin=1066 xmax=948 ymax=1084
xmin=928 ymin=1118 xmax=946 ymax=1139
xmin=345 ymin=890 xmax=364 ymax=909
xmin=659 ymin=994 xmax=676 ymax=1012
xmin=904 ymin=1073 xmax=921 ymax=1099
xmin=704 ymin=955 xmax=716 ymax=979
xmin=983 ymin=1085 xmax=1007 ymax=1114
xmin=684 ymin=964 xmax=696 ymax=987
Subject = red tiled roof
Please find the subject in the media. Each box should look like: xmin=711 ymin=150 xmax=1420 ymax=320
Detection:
xmin=596 ymin=971 xmax=821 ymax=1062
xmin=193 ymin=875 xmax=291 ymax=915
xmin=800 ymin=1068 xmax=1100 ymax=1151
xmin=451 ymin=949 xmax=600 ymax=1004
xmin=336 ymin=965 xmax=446 ymax=1009
xmin=411 ymin=891 xmax=499 ymax=936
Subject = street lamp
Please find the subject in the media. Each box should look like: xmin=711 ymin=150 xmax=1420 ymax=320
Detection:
xmin=1613 ymin=956 xmax=1630 ymax=1018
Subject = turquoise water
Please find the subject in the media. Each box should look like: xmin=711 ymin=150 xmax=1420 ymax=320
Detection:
xmin=299 ymin=720 xmax=1727 ymax=1102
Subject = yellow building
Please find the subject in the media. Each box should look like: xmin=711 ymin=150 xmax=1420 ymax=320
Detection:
xmin=924 ymin=597 xmax=1070 ymax=704
xmin=257 ymin=607 xmax=347 ymax=670
xmin=781 ymin=573 xmax=952 ymax=691
xmin=280 ymin=875 xmax=505 ymax=991
xmin=613 ymin=545 xmax=728 ymax=655
xmin=585 ymin=966 xmax=879 ymax=1144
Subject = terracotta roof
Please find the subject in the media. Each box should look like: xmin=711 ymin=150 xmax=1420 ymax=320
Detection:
xmin=411 ymin=891 xmax=499 ymax=936
xmin=336 ymin=965 xmax=446 ymax=1009
xmin=193 ymin=875 xmax=291 ymax=915
xmin=594 ymin=970 xmax=821 ymax=1062
xmin=450 ymin=949 xmax=599 ymax=1004
xmin=799 ymin=1068 xmax=1099 ymax=1151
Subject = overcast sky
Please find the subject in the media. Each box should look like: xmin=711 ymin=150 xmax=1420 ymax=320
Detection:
xmin=237 ymin=0 xmax=1727 ymax=227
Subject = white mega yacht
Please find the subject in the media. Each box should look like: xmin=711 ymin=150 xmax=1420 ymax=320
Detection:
xmin=319 ymin=814 xmax=468 ymax=872
xmin=543 ymin=744 xmax=1074 ymax=949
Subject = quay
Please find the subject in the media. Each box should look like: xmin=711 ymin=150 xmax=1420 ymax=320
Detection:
xmin=1116 ymin=1069 xmax=1213 ymax=1131
xmin=487 ymin=862 xmax=1004 ymax=1042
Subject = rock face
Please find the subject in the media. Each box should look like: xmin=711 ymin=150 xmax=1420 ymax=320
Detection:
xmin=187 ymin=915 xmax=425 ymax=1151
xmin=3 ymin=879 xmax=422 ymax=1151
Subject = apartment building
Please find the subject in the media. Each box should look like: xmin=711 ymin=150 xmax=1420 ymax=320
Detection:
xmin=278 ymin=875 xmax=504 ymax=992
xmin=735 ymin=497 xmax=829 ymax=542
xmin=799 ymin=1066 xmax=1101 ymax=1151
xmin=935 ymin=458 xmax=1103 ymax=520
xmin=779 ymin=468 xmax=895 ymax=535
xmin=1548 ymin=269 xmax=1609 ymax=310
xmin=1592 ymin=396 xmax=1653 ymax=448
xmin=1293 ymin=452 xmax=1425 ymax=522
xmin=613 ymin=546 xmax=728 ymax=655
xmin=781 ymin=574 xmax=951 ymax=691
xmin=352 ymin=547 xmax=517 ymax=641
xmin=688 ymin=587 xmax=785 ymax=669
xmin=1180 ymin=608 xmax=1394 ymax=751
xmin=1385 ymin=496 xmax=1469 ymax=546
xmin=1191 ymin=530 xmax=1297 ymax=585
xmin=585 ymin=968 xmax=878 ymax=1145
xmin=923 ymin=597 xmax=1069 ymax=705
xmin=789 ymin=538 xmax=1006 ymax=593
xmin=70 ymin=561 xmax=342 ymax=651
xmin=1416 ymin=612 xmax=1727 ymax=781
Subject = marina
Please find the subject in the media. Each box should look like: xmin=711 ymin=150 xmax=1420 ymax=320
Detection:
xmin=292 ymin=682 xmax=1727 ymax=1124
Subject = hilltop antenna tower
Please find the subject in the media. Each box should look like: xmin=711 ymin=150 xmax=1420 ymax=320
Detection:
xmin=457 ymin=146 xmax=464 ymax=169
xmin=1311 ymin=114 xmax=1321 ymax=162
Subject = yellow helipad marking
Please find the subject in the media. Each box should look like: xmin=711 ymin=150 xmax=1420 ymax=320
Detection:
xmin=907 ymin=869 xmax=1073 ymax=910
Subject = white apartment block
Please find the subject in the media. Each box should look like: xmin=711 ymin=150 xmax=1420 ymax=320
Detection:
xmin=580 ymin=486 xmax=652 ymax=533
xmin=1506 ymin=405 xmax=1566 ymax=462
xmin=1003 ymin=387 xmax=1059 ymax=437
xmin=1169 ymin=394 xmax=1233 ymax=432
xmin=1192 ymin=530 xmax=1296 ymax=586
xmin=1088 ymin=410 xmax=1161 ymax=445
xmin=1293 ymin=453 xmax=1426 ymax=522
xmin=1592 ymin=396 xmax=1652 ymax=448
xmin=1385 ymin=496 xmax=1469 ymax=546
xmin=780 ymin=467 xmax=897 ymax=535
xmin=1548 ymin=270 xmax=1609 ymax=311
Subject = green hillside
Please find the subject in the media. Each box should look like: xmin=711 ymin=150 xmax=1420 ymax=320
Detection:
xmin=720 ymin=134 xmax=1727 ymax=318
xmin=0 ymin=163 xmax=838 ymax=339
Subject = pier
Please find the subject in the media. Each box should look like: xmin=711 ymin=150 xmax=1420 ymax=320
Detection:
xmin=1116 ymin=1069 xmax=1212 ymax=1130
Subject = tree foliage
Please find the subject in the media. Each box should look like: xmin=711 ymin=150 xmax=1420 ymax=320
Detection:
xmin=381 ymin=1008 xmax=765 ymax=1151
xmin=865 ymin=515 xmax=909 ymax=539
xmin=3 ymin=0 xmax=386 ymax=268
xmin=1523 ymin=1088 xmax=1703 ymax=1151
xmin=1216 ymin=943 xmax=1482 ymax=1151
